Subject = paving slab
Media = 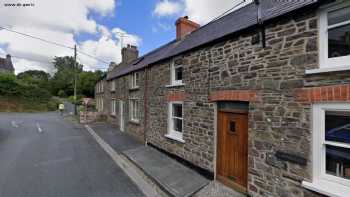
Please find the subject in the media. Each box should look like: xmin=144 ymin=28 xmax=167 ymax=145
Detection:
xmin=123 ymin=146 xmax=210 ymax=197
xmin=194 ymin=181 xmax=246 ymax=197
xmin=89 ymin=123 xmax=143 ymax=152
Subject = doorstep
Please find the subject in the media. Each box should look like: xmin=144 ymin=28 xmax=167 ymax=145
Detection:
xmin=87 ymin=122 xmax=210 ymax=197
xmin=123 ymin=146 xmax=210 ymax=197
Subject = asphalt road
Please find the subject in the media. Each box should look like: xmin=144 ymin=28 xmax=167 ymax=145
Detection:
xmin=0 ymin=112 xmax=145 ymax=197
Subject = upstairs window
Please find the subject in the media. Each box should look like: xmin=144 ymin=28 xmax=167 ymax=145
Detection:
xmin=320 ymin=2 xmax=350 ymax=68
xmin=170 ymin=60 xmax=183 ymax=85
xmin=110 ymin=80 xmax=116 ymax=92
xmin=130 ymin=72 xmax=139 ymax=89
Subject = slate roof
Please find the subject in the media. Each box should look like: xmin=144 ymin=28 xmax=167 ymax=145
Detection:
xmin=107 ymin=0 xmax=319 ymax=80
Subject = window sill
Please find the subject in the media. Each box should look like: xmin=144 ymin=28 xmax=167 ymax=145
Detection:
xmin=302 ymin=180 xmax=350 ymax=197
xmin=305 ymin=65 xmax=350 ymax=75
xmin=165 ymin=83 xmax=185 ymax=88
xmin=129 ymin=120 xmax=140 ymax=125
xmin=165 ymin=134 xmax=185 ymax=143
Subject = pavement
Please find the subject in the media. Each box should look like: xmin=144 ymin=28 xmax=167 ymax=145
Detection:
xmin=88 ymin=123 xmax=210 ymax=197
xmin=0 ymin=112 xmax=145 ymax=197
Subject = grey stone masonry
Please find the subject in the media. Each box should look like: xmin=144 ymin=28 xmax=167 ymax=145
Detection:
xmin=144 ymin=10 xmax=327 ymax=197
xmin=94 ymin=4 xmax=350 ymax=197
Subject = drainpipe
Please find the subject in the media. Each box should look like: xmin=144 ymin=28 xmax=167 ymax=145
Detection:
xmin=255 ymin=0 xmax=266 ymax=48
xmin=143 ymin=67 xmax=149 ymax=145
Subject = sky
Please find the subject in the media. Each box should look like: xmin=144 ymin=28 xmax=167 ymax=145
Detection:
xmin=0 ymin=0 xmax=251 ymax=74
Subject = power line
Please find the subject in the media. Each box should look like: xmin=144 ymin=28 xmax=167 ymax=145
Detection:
xmin=77 ymin=51 xmax=109 ymax=64
xmin=11 ymin=55 xmax=53 ymax=64
xmin=0 ymin=26 xmax=74 ymax=50
xmin=0 ymin=25 xmax=110 ymax=64
xmin=205 ymin=0 xmax=247 ymax=25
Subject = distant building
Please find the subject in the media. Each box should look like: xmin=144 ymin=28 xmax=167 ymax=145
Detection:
xmin=0 ymin=54 xmax=14 ymax=74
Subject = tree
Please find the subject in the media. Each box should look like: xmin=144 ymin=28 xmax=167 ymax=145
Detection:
xmin=17 ymin=70 xmax=51 ymax=92
xmin=77 ymin=71 xmax=105 ymax=97
xmin=17 ymin=70 xmax=50 ymax=82
xmin=50 ymin=56 xmax=83 ymax=96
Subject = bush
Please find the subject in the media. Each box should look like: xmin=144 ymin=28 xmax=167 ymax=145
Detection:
xmin=47 ymin=98 xmax=60 ymax=111
xmin=58 ymin=90 xmax=66 ymax=98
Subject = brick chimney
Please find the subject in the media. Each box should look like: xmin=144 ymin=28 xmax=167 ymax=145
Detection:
xmin=176 ymin=16 xmax=200 ymax=40
xmin=122 ymin=44 xmax=139 ymax=64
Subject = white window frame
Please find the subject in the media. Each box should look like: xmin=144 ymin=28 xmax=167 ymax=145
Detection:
xmin=165 ymin=101 xmax=184 ymax=143
xmin=303 ymin=103 xmax=350 ymax=196
xmin=111 ymin=99 xmax=116 ymax=115
xmin=319 ymin=1 xmax=350 ymax=69
xmin=170 ymin=59 xmax=183 ymax=86
xmin=110 ymin=80 xmax=116 ymax=92
xmin=130 ymin=72 xmax=139 ymax=89
xmin=129 ymin=98 xmax=140 ymax=123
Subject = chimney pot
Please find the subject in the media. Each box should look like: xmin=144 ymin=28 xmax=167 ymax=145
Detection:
xmin=176 ymin=16 xmax=200 ymax=40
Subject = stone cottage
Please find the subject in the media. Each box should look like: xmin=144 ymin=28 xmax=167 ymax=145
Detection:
xmin=96 ymin=0 xmax=350 ymax=196
xmin=0 ymin=54 xmax=15 ymax=74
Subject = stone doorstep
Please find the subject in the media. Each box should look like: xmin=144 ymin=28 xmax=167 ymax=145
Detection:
xmin=122 ymin=147 xmax=210 ymax=197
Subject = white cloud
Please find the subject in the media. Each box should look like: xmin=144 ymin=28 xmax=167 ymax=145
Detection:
xmin=0 ymin=0 xmax=142 ymax=74
xmin=184 ymin=0 xmax=253 ymax=24
xmin=153 ymin=0 xmax=252 ymax=25
xmin=154 ymin=0 xmax=182 ymax=17
xmin=112 ymin=28 xmax=142 ymax=47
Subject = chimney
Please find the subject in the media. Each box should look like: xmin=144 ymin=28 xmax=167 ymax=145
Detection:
xmin=6 ymin=54 xmax=11 ymax=62
xmin=176 ymin=16 xmax=200 ymax=40
xmin=122 ymin=44 xmax=139 ymax=63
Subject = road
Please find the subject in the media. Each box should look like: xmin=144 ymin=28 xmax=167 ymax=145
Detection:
xmin=0 ymin=112 xmax=145 ymax=197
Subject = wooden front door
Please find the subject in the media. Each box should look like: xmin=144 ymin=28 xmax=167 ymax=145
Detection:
xmin=217 ymin=111 xmax=248 ymax=193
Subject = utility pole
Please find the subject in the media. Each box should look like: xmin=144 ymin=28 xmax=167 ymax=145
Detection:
xmin=74 ymin=45 xmax=77 ymax=115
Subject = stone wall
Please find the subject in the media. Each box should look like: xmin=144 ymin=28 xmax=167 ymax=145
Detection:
xmin=145 ymin=9 xmax=328 ymax=197
xmin=107 ymin=70 xmax=146 ymax=142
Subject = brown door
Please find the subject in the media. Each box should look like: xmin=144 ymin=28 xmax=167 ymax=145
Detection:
xmin=217 ymin=111 xmax=248 ymax=193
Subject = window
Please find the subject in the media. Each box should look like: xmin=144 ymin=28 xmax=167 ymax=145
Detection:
xmin=129 ymin=99 xmax=140 ymax=122
xmin=303 ymin=103 xmax=350 ymax=196
xmin=110 ymin=80 xmax=115 ymax=92
xmin=171 ymin=60 xmax=183 ymax=85
xmin=130 ymin=72 xmax=139 ymax=89
xmin=320 ymin=2 xmax=350 ymax=68
xmin=97 ymin=98 xmax=103 ymax=112
xmin=166 ymin=102 xmax=184 ymax=142
xmin=111 ymin=99 xmax=116 ymax=115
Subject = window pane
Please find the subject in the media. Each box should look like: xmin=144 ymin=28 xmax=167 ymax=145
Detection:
xmin=328 ymin=24 xmax=350 ymax=58
xmin=326 ymin=145 xmax=350 ymax=180
xmin=326 ymin=111 xmax=350 ymax=144
xmin=173 ymin=118 xmax=183 ymax=133
xmin=328 ymin=6 xmax=350 ymax=26
xmin=175 ymin=66 xmax=183 ymax=81
xmin=172 ymin=104 xmax=182 ymax=118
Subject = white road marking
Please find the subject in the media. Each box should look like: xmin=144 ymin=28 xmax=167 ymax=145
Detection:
xmin=36 ymin=123 xmax=43 ymax=133
xmin=11 ymin=121 xmax=18 ymax=128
